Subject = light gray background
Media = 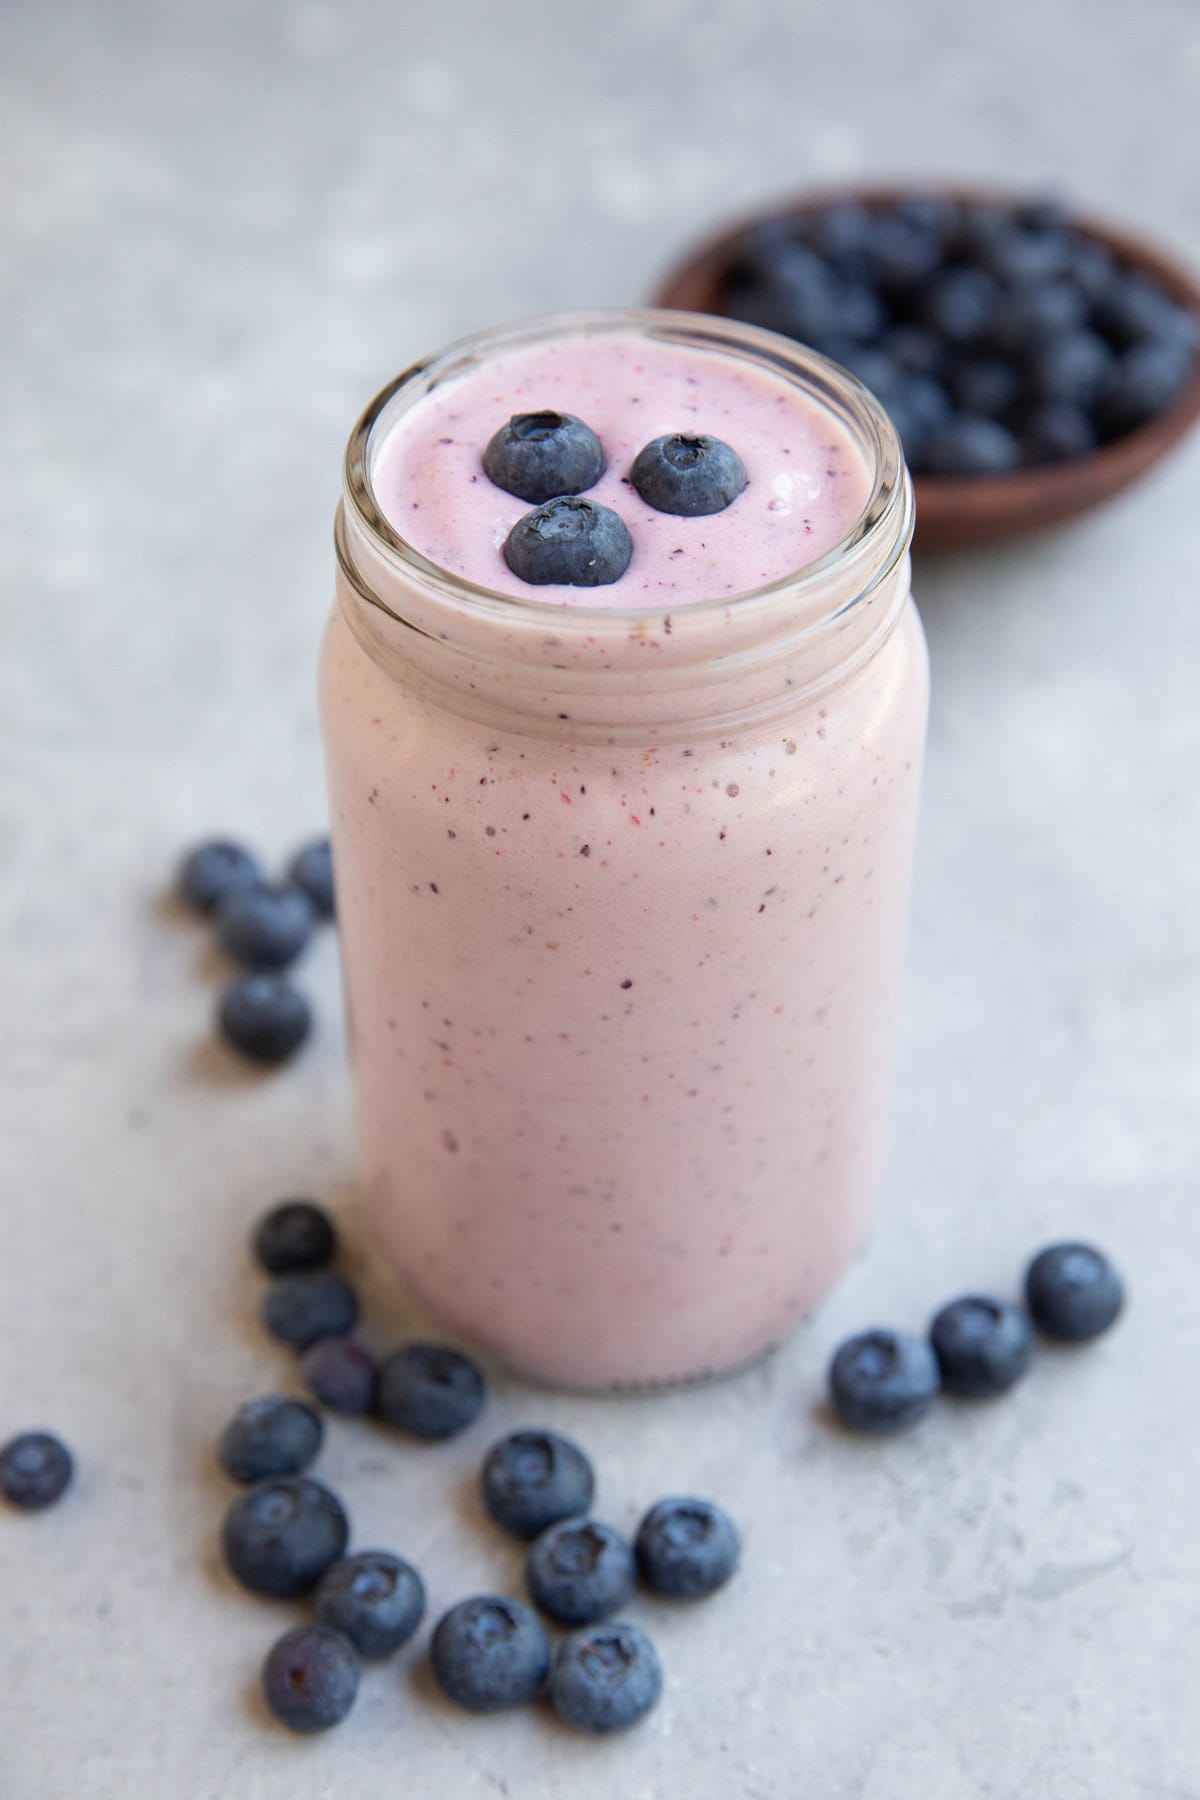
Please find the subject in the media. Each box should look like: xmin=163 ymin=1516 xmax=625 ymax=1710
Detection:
xmin=2 ymin=2 xmax=1198 ymax=1795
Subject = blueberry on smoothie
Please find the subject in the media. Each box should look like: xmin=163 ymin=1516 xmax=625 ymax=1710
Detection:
xmin=483 ymin=411 xmax=606 ymax=504
xmin=217 ymin=1395 xmax=323 ymax=1484
xmin=431 ymin=1596 xmax=550 ymax=1712
xmin=634 ymin=1497 xmax=740 ymax=1598
xmin=1024 ymin=1242 xmax=1124 ymax=1342
xmin=828 ymin=1327 xmax=940 ymax=1432
xmin=221 ymin=1475 xmax=349 ymax=1598
xmin=0 ymin=1432 xmax=74 ymax=1511
xmin=314 ymin=1551 xmax=426 ymax=1659
xmin=629 ymin=433 xmax=748 ymax=516
xmin=549 ymin=1621 xmax=663 ymax=1733
xmin=502 ymin=496 xmax=632 ymax=587
xmin=253 ymin=1198 xmax=337 ymax=1275
xmin=217 ymin=973 xmax=311 ymax=1065
xmin=929 ymin=1296 xmax=1033 ymax=1398
xmin=178 ymin=839 xmax=263 ymax=915
xmin=215 ymin=884 xmax=314 ymax=970
xmin=262 ymin=1624 xmax=360 ymax=1733
xmin=525 ymin=1519 xmax=636 ymax=1625
xmin=480 ymin=1429 xmax=595 ymax=1539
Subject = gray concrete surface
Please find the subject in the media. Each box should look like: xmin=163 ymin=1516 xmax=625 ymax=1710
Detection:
xmin=2 ymin=2 xmax=1198 ymax=1795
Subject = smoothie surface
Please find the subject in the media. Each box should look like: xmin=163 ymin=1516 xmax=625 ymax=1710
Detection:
xmin=371 ymin=333 xmax=873 ymax=607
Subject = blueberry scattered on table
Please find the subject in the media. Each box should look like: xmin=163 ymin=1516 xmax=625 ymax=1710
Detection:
xmin=714 ymin=191 xmax=1198 ymax=476
xmin=929 ymin=1296 xmax=1034 ymax=1398
xmin=262 ymin=1624 xmax=360 ymax=1733
xmin=287 ymin=838 xmax=335 ymax=919
xmin=222 ymin=1475 xmax=350 ymax=1598
xmin=549 ymin=1621 xmax=663 ymax=1734
xmin=217 ymin=973 xmax=311 ymax=1065
xmin=377 ymin=1344 xmax=486 ymax=1439
xmin=525 ymin=1518 xmax=636 ymax=1625
xmin=314 ymin=1551 xmax=426 ymax=1659
xmin=301 ymin=1337 xmax=378 ymax=1415
xmin=0 ymin=1431 xmax=73 ymax=1511
xmin=178 ymin=840 xmax=263 ymax=915
xmin=480 ymin=1430 xmax=595 ymax=1540
xmin=634 ymin=1497 xmax=740 ymax=1599
xmin=262 ymin=1272 xmax=360 ymax=1351
xmin=215 ymin=884 xmax=315 ymax=970
xmin=828 ymin=1327 xmax=941 ymax=1433
xmin=253 ymin=1198 xmax=337 ymax=1275
xmin=218 ymin=1396 xmax=324 ymax=1484
xmin=502 ymin=496 xmax=633 ymax=587
xmin=629 ymin=433 xmax=748 ymax=517
xmin=483 ymin=411 xmax=606 ymax=504
xmin=431 ymin=1596 xmax=551 ymax=1713
xmin=1024 ymin=1242 xmax=1124 ymax=1342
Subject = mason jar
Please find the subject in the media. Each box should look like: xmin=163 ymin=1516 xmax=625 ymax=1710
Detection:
xmin=320 ymin=309 xmax=926 ymax=1390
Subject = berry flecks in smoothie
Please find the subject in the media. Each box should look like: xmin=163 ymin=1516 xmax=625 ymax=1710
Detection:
xmin=370 ymin=334 xmax=871 ymax=606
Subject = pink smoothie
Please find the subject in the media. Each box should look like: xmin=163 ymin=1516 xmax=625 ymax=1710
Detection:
xmin=321 ymin=312 xmax=927 ymax=1389
xmin=371 ymin=332 xmax=870 ymax=602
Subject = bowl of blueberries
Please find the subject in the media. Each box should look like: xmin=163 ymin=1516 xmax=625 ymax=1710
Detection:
xmin=655 ymin=187 xmax=1200 ymax=549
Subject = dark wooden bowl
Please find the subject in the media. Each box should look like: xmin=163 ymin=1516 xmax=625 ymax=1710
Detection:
xmin=653 ymin=186 xmax=1200 ymax=551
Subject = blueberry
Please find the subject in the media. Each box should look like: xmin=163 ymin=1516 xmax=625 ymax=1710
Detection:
xmin=836 ymin=345 xmax=904 ymax=403
xmin=1067 ymin=239 xmax=1117 ymax=303
xmin=301 ymin=1337 xmax=377 ymax=1415
xmin=804 ymin=201 xmax=876 ymax=264
xmin=262 ymin=1272 xmax=359 ymax=1351
xmin=376 ymin=1343 xmax=485 ymax=1439
xmin=217 ymin=973 xmax=311 ymax=1065
xmin=252 ymin=1198 xmax=337 ymax=1275
xmin=828 ymin=1328 xmax=940 ymax=1432
xmin=1025 ymin=1242 xmax=1124 ymax=1342
xmin=288 ymin=838 xmax=335 ymax=919
xmin=1096 ymin=339 xmax=1194 ymax=437
xmin=431 ymin=1596 xmax=550 ymax=1712
xmin=634 ymin=1497 xmax=740 ymax=1599
xmin=892 ymin=195 xmax=961 ymax=243
xmin=222 ymin=1476 xmax=349 ymax=1598
xmin=884 ymin=375 xmax=950 ymax=473
xmin=980 ymin=227 xmax=1072 ymax=286
xmin=947 ymin=201 xmax=1011 ymax=260
xmin=947 ymin=356 xmax=1022 ymax=419
xmin=502 ymin=497 xmax=632 ymax=588
xmin=990 ymin=281 xmax=1088 ymax=354
xmin=0 ymin=1432 xmax=73 ymax=1511
xmin=217 ymin=1395 xmax=323 ymax=1484
xmin=483 ymin=412 xmax=606 ymax=505
xmin=929 ymin=1296 xmax=1033 ymax=1398
xmin=1092 ymin=272 xmax=1197 ymax=350
xmin=1019 ymin=401 xmax=1097 ymax=465
xmin=865 ymin=215 xmax=943 ymax=294
xmin=723 ymin=239 xmax=843 ymax=342
xmin=215 ymin=884 xmax=314 ymax=970
xmin=178 ymin=839 xmax=262 ymax=915
xmin=838 ymin=283 xmax=888 ymax=342
xmin=884 ymin=324 xmax=947 ymax=378
xmin=481 ymin=1429 xmax=595 ymax=1539
xmin=919 ymin=267 xmax=1004 ymax=344
xmin=723 ymin=218 xmax=813 ymax=288
xmin=549 ymin=1621 xmax=663 ymax=1734
xmin=526 ymin=1519 xmax=635 ymax=1625
xmin=629 ymin=434 xmax=748 ymax=517
xmin=1025 ymin=330 xmax=1115 ymax=406
xmin=314 ymin=1551 xmax=426 ymax=1659
xmin=1015 ymin=194 xmax=1071 ymax=235
xmin=923 ymin=415 xmax=1021 ymax=477
xmin=262 ymin=1624 xmax=360 ymax=1733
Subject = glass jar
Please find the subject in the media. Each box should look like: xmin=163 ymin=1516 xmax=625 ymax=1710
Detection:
xmin=320 ymin=310 xmax=926 ymax=1390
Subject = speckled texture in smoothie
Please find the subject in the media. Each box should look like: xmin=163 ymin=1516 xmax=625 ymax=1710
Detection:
xmin=371 ymin=334 xmax=871 ymax=605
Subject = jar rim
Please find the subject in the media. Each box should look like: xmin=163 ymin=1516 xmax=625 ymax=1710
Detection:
xmin=342 ymin=307 xmax=911 ymax=634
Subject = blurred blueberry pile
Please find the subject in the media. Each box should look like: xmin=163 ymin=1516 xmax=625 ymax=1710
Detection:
xmin=717 ymin=195 xmax=1199 ymax=476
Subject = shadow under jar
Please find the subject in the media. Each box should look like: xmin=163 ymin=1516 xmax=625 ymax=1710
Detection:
xmin=320 ymin=309 xmax=927 ymax=1391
